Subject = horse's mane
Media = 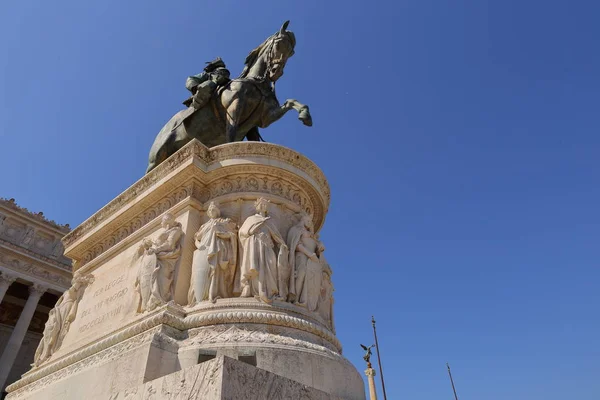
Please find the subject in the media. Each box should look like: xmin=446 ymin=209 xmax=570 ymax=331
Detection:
xmin=238 ymin=30 xmax=296 ymax=79
xmin=239 ymin=34 xmax=276 ymax=79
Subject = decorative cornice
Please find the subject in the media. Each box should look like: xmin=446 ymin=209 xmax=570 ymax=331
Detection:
xmin=187 ymin=324 xmax=342 ymax=358
xmin=0 ymin=250 xmax=72 ymax=290
xmin=0 ymin=238 xmax=71 ymax=271
xmin=0 ymin=198 xmax=70 ymax=232
xmin=63 ymin=140 xmax=329 ymax=250
xmin=62 ymin=141 xmax=330 ymax=270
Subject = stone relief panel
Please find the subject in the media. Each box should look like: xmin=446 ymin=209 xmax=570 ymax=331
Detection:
xmin=133 ymin=214 xmax=184 ymax=313
xmin=33 ymin=273 xmax=95 ymax=367
xmin=179 ymin=198 xmax=336 ymax=332
xmin=1 ymin=218 xmax=27 ymax=245
xmin=188 ymin=202 xmax=237 ymax=305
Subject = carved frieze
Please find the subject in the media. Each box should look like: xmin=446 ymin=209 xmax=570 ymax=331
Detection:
xmin=0 ymin=250 xmax=71 ymax=289
xmin=63 ymin=141 xmax=329 ymax=268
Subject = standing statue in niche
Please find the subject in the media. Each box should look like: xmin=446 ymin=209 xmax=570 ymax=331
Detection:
xmin=237 ymin=198 xmax=288 ymax=303
xmin=134 ymin=213 xmax=183 ymax=313
xmin=287 ymin=214 xmax=324 ymax=311
xmin=146 ymin=21 xmax=312 ymax=173
xmin=188 ymin=202 xmax=238 ymax=305
xmin=32 ymin=273 xmax=95 ymax=367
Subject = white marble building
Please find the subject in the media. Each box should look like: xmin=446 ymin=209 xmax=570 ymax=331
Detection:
xmin=0 ymin=199 xmax=72 ymax=397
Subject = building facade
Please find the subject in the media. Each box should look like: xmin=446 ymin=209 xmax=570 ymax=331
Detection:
xmin=0 ymin=199 xmax=72 ymax=396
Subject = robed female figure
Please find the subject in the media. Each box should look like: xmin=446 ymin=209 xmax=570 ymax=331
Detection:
xmin=188 ymin=203 xmax=238 ymax=305
xmin=237 ymin=198 xmax=288 ymax=303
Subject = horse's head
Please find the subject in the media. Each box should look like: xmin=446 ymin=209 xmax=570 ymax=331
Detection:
xmin=268 ymin=21 xmax=296 ymax=81
xmin=240 ymin=21 xmax=297 ymax=82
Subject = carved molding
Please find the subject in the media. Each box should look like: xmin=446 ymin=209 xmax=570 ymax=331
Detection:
xmin=0 ymin=237 xmax=71 ymax=271
xmin=7 ymin=325 xmax=174 ymax=398
xmin=8 ymin=304 xmax=187 ymax=393
xmin=0 ymin=198 xmax=70 ymax=232
xmin=64 ymin=142 xmax=329 ymax=270
xmin=63 ymin=140 xmax=329 ymax=252
xmin=187 ymin=324 xmax=341 ymax=357
xmin=0 ymin=270 xmax=17 ymax=285
xmin=0 ymin=250 xmax=71 ymax=289
xmin=8 ymin=297 xmax=340 ymax=393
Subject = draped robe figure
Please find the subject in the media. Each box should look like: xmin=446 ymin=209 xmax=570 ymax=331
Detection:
xmin=317 ymin=260 xmax=335 ymax=332
xmin=287 ymin=215 xmax=324 ymax=311
xmin=134 ymin=214 xmax=183 ymax=313
xmin=188 ymin=203 xmax=238 ymax=305
xmin=33 ymin=274 xmax=94 ymax=367
xmin=238 ymin=198 xmax=287 ymax=303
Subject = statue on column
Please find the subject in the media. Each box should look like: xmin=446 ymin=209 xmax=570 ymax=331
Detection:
xmin=32 ymin=273 xmax=95 ymax=367
xmin=237 ymin=198 xmax=288 ymax=303
xmin=287 ymin=214 xmax=324 ymax=311
xmin=134 ymin=213 xmax=183 ymax=313
xmin=188 ymin=202 xmax=238 ymax=305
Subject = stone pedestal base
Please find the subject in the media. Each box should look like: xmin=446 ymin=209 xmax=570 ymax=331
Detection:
xmin=5 ymin=141 xmax=364 ymax=400
xmin=115 ymin=355 xmax=343 ymax=400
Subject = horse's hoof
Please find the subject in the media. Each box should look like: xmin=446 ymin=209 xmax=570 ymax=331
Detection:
xmin=298 ymin=109 xmax=312 ymax=127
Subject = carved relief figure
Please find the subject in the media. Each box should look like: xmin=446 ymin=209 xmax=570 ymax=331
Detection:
xmin=287 ymin=214 xmax=324 ymax=311
xmin=188 ymin=202 xmax=238 ymax=305
xmin=21 ymin=227 xmax=35 ymax=247
xmin=318 ymin=260 xmax=335 ymax=332
xmin=237 ymin=198 xmax=288 ymax=303
xmin=51 ymin=240 xmax=64 ymax=258
xmin=33 ymin=273 xmax=94 ymax=367
xmin=134 ymin=213 xmax=183 ymax=313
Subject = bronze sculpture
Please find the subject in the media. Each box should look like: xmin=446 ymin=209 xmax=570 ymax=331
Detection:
xmin=146 ymin=21 xmax=312 ymax=173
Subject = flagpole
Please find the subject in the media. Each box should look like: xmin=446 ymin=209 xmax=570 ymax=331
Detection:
xmin=371 ymin=316 xmax=388 ymax=400
xmin=446 ymin=363 xmax=459 ymax=400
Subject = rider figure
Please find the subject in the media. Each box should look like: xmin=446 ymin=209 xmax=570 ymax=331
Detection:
xmin=183 ymin=57 xmax=231 ymax=108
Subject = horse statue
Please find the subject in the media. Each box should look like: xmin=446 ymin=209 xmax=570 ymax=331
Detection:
xmin=146 ymin=21 xmax=312 ymax=173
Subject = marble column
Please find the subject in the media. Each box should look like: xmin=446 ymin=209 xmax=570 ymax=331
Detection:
xmin=0 ymin=272 xmax=17 ymax=304
xmin=365 ymin=366 xmax=378 ymax=400
xmin=0 ymin=283 xmax=47 ymax=389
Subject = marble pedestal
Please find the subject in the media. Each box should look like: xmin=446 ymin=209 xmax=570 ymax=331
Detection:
xmin=5 ymin=140 xmax=365 ymax=400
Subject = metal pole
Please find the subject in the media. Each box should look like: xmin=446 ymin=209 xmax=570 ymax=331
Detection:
xmin=371 ymin=316 xmax=388 ymax=400
xmin=446 ymin=363 xmax=459 ymax=400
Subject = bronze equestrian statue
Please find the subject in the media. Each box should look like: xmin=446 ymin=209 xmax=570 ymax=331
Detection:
xmin=146 ymin=21 xmax=312 ymax=173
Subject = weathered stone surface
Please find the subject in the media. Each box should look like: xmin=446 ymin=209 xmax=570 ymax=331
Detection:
xmin=111 ymin=356 xmax=342 ymax=400
xmin=6 ymin=141 xmax=363 ymax=400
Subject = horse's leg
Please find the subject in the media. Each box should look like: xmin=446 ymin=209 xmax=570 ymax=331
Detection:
xmin=259 ymin=99 xmax=311 ymax=129
xmin=259 ymin=101 xmax=292 ymax=128
xmin=225 ymin=98 xmax=240 ymax=143
xmin=282 ymin=99 xmax=312 ymax=126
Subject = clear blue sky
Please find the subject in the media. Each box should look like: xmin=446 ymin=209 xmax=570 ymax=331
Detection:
xmin=2 ymin=1 xmax=599 ymax=399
